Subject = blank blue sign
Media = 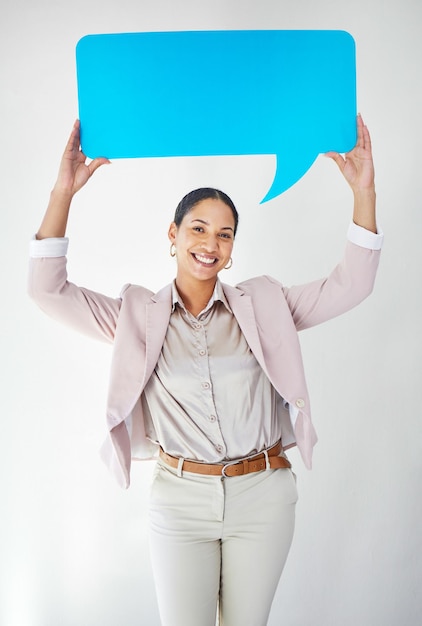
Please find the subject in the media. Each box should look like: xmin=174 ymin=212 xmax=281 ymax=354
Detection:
xmin=76 ymin=30 xmax=356 ymax=202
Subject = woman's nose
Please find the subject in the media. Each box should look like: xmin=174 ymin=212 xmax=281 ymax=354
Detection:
xmin=201 ymin=234 xmax=219 ymax=251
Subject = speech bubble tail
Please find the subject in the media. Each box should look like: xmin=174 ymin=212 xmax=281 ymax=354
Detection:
xmin=260 ymin=152 xmax=319 ymax=204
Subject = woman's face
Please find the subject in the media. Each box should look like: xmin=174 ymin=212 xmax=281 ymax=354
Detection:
xmin=168 ymin=199 xmax=235 ymax=283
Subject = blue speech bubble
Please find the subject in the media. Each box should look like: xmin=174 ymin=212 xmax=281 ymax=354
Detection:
xmin=76 ymin=30 xmax=356 ymax=202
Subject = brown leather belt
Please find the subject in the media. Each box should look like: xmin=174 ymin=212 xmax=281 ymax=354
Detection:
xmin=159 ymin=441 xmax=291 ymax=477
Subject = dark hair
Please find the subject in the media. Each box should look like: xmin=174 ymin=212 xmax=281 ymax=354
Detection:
xmin=174 ymin=188 xmax=239 ymax=237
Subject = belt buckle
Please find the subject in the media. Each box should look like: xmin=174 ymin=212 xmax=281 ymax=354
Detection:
xmin=222 ymin=448 xmax=272 ymax=477
xmin=221 ymin=459 xmax=241 ymax=478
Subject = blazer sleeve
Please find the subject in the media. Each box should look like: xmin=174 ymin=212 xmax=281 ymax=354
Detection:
xmin=280 ymin=239 xmax=381 ymax=331
xmin=28 ymin=255 xmax=123 ymax=343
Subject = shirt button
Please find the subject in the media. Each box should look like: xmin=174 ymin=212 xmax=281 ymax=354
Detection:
xmin=216 ymin=445 xmax=224 ymax=453
xmin=202 ymin=382 xmax=211 ymax=390
xmin=199 ymin=349 xmax=206 ymax=356
xmin=295 ymin=398 xmax=305 ymax=409
xmin=193 ymin=322 xmax=202 ymax=329
xmin=209 ymin=415 xmax=216 ymax=422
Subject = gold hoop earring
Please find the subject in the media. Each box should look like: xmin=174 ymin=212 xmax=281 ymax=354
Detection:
xmin=170 ymin=243 xmax=176 ymax=257
xmin=224 ymin=258 xmax=233 ymax=270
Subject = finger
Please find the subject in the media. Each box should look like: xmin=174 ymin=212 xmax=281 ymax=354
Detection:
xmin=324 ymin=151 xmax=346 ymax=172
xmin=64 ymin=120 xmax=81 ymax=155
xmin=87 ymin=157 xmax=111 ymax=177
xmin=362 ymin=123 xmax=372 ymax=153
xmin=356 ymin=113 xmax=364 ymax=148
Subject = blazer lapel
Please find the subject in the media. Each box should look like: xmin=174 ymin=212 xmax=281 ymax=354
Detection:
xmin=143 ymin=284 xmax=173 ymax=387
xmin=222 ymin=283 xmax=269 ymax=379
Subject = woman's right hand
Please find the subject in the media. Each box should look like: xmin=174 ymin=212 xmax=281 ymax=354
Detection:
xmin=36 ymin=121 xmax=110 ymax=239
xmin=54 ymin=120 xmax=110 ymax=197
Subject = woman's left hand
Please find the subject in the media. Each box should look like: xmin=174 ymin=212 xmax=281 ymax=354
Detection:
xmin=325 ymin=114 xmax=375 ymax=193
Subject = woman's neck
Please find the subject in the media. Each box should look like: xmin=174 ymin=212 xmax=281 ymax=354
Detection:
xmin=175 ymin=276 xmax=217 ymax=317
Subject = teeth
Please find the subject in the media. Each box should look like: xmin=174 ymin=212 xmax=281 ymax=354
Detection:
xmin=194 ymin=254 xmax=216 ymax=265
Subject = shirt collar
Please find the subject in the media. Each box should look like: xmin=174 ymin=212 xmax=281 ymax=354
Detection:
xmin=171 ymin=278 xmax=232 ymax=315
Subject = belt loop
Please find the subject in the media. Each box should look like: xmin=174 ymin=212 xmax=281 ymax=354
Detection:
xmin=177 ymin=457 xmax=184 ymax=477
xmin=264 ymin=449 xmax=270 ymax=470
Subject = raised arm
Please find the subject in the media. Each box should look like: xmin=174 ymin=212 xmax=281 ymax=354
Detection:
xmin=36 ymin=120 xmax=110 ymax=239
xmin=279 ymin=116 xmax=382 ymax=331
xmin=325 ymin=114 xmax=377 ymax=234
xmin=29 ymin=121 xmax=119 ymax=342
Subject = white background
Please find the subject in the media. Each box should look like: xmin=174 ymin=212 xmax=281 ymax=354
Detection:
xmin=1 ymin=0 xmax=421 ymax=624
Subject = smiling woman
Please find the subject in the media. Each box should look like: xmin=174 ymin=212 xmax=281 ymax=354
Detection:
xmin=28 ymin=116 xmax=383 ymax=626
xmin=168 ymin=193 xmax=237 ymax=316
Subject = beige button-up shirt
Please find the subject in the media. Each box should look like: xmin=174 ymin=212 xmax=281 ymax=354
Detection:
xmin=141 ymin=280 xmax=281 ymax=462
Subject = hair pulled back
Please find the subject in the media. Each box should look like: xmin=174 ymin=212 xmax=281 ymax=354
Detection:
xmin=174 ymin=188 xmax=239 ymax=237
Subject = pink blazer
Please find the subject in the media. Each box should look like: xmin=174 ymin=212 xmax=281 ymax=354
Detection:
xmin=28 ymin=240 xmax=380 ymax=488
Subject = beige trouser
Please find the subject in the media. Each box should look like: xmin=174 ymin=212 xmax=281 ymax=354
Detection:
xmin=148 ymin=459 xmax=298 ymax=626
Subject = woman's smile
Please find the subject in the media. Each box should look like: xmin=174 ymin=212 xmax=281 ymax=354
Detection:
xmin=191 ymin=252 xmax=218 ymax=266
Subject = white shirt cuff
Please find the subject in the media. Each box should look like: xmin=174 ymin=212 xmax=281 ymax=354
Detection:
xmin=29 ymin=236 xmax=69 ymax=257
xmin=347 ymin=222 xmax=384 ymax=250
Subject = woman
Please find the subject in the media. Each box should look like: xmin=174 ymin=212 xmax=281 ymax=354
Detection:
xmin=29 ymin=115 xmax=382 ymax=626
